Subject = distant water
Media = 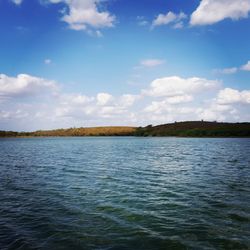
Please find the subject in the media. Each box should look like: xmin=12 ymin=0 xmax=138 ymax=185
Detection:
xmin=0 ymin=137 xmax=250 ymax=250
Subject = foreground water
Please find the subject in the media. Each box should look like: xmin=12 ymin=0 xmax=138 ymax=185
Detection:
xmin=0 ymin=137 xmax=249 ymax=250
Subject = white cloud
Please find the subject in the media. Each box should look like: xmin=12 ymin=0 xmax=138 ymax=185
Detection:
xmin=95 ymin=30 xmax=103 ymax=37
xmin=197 ymin=102 xmax=239 ymax=121
xmin=215 ymin=67 xmax=238 ymax=74
xmin=0 ymin=109 xmax=28 ymax=120
xmin=11 ymin=0 xmax=23 ymax=5
xmin=166 ymin=95 xmax=193 ymax=104
xmin=44 ymin=59 xmax=52 ymax=65
xmin=53 ymin=92 xmax=139 ymax=123
xmin=140 ymin=59 xmax=165 ymax=67
xmin=48 ymin=0 xmax=115 ymax=32
xmin=0 ymin=74 xmax=58 ymax=98
xmin=152 ymin=11 xmax=187 ymax=28
xmin=190 ymin=0 xmax=250 ymax=26
xmin=45 ymin=83 xmax=250 ymax=126
xmin=144 ymin=99 xmax=194 ymax=114
xmin=217 ymin=88 xmax=250 ymax=104
xmin=143 ymin=102 xmax=198 ymax=123
xmin=137 ymin=16 xmax=148 ymax=26
xmin=119 ymin=94 xmax=140 ymax=107
xmin=96 ymin=94 xmax=138 ymax=110
xmin=96 ymin=92 xmax=113 ymax=106
xmin=143 ymin=76 xmax=220 ymax=97
xmin=214 ymin=61 xmax=250 ymax=74
xmin=59 ymin=93 xmax=94 ymax=105
xmin=173 ymin=21 xmax=184 ymax=29
xmin=241 ymin=61 xmax=250 ymax=71
xmin=1 ymin=73 xmax=250 ymax=130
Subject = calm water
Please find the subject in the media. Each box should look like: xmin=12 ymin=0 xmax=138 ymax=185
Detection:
xmin=0 ymin=137 xmax=250 ymax=250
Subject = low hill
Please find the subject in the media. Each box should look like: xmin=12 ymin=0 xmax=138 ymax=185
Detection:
xmin=134 ymin=121 xmax=250 ymax=137
xmin=0 ymin=126 xmax=136 ymax=137
xmin=1 ymin=122 xmax=250 ymax=137
xmin=31 ymin=126 xmax=136 ymax=136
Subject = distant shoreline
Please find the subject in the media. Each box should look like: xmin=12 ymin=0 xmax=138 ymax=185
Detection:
xmin=1 ymin=121 xmax=250 ymax=138
xmin=1 ymin=136 xmax=250 ymax=139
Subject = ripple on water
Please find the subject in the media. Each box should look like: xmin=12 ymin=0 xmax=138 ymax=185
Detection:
xmin=0 ymin=137 xmax=250 ymax=250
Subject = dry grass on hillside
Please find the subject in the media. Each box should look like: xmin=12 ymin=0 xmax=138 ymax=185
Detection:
xmin=32 ymin=126 xmax=136 ymax=136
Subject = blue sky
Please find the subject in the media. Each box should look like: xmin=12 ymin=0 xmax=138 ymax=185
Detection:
xmin=0 ymin=0 xmax=250 ymax=131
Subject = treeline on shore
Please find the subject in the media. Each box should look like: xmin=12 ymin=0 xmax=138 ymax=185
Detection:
xmin=134 ymin=121 xmax=250 ymax=137
xmin=1 ymin=121 xmax=250 ymax=137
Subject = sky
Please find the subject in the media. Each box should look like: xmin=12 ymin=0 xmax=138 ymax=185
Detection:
xmin=0 ymin=0 xmax=250 ymax=131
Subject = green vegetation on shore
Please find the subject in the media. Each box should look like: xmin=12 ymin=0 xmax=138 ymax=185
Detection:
xmin=134 ymin=121 xmax=250 ymax=137
xmin=1 ymin=121 xmax=250 ymax=137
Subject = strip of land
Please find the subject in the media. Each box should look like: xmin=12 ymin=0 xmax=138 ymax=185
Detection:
xmin=1 ymin=121 xmax=250 ymax=137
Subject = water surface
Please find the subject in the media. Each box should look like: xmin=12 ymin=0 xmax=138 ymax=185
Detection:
xmin=0 ymin=137 xmax=249 ymax=249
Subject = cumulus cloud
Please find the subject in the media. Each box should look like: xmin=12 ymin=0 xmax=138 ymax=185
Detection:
xmin=241 ymin=61 xmax=250 ymax=71
xmin=144 ymin=98 xmax=194 ymax=114
xmin=140 ymin=59 xmax=165 ymax=67
xmin=217 ymin=88 xmax=250 ymax=104
xmin=96 ymin=92 xmax=113 ymax=106
xmin=196 ymin=87 xmax=250 ymax=122
xmin=59 ymin=93 xmax=94 ymax=105
xmin=166 ymin=95 xmax=193 ymax=104
xmin=0 ymin=73 xmax=58 ymax=98
xmin=144 ymin=95 xmax=193 ymax=114
xmin=197 ymin=101 xmax=240 ymax=121
xmin=190 ymin=0 xmax=250 ymax=26
xmin=1 ymin=73 xmax=250 ymax=130
xmin=152 ymin=11 xmax=187 ymax=28
xmin=143 ymin=76 xmax=220 ymax=97
xmin=0 ymin=109 xmax=28 ymax=119
xmin=48 ymin=0 xmax=115 ymax=32
xmin=54 ymin=92 xmax=139 ymax=121
xmin=119 ymin=94 xmax=140 ymax=107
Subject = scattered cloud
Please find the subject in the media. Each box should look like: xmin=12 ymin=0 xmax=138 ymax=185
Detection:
xmin=217 ymin=88 xmax=250 ymax=104
xmin=197 ymin=103 xmax=237 ymax=121
xmin=118 ymin=94 xmax=139 ymax=107
xmin=54 ymin=92 xmax=139 ymax=123
xmin=48 ymin=0 xmax=115 ymax=33
xmin=1 ymin=73 xmax=249 ymax=130
xmin=152 ymin=11 xmax=187 ymax=28
xmin=96 ymin=92 xmax=113 ymax=106
xmin=10 ymin=0 xmax=115 ymax=35
xmin=143 ymin=76 xmax=220 ymax=97
xmin=140 ymin=59 xmax=165 ymax=67
xmin=241 ymin=60 xmax=250 ymax=71
xmin=214 ymin=67 xmax=238 ymax=74
xmin=0 ymin=109 xmax=28 ymax=120
xmin=0 ymin=73 xmax=58 ymax=98
xmin=11 ymin=0 xmax=23 ymax=5
xmin=173 ymin=21 xmax=184 ymax=29
xmin=214 ymin=60 xmax=250 ymax=74
xmin=190 ymin=0 xmax=250 ymax=26
xmin=59 ymin=93 xmax=94 ymax=105
xmin=144 ymin=101 xmax=194 ymax=115
xmin=137 ymin=16 xmax=149 ymax=26
xmin=44 ymin=59 xmax=52 ymax=65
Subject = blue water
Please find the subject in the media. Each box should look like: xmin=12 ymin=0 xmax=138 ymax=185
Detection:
xmin=0 ymin=137 xmax=250 ymax=250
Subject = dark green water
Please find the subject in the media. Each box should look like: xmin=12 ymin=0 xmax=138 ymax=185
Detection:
xmin=0 ymin=137 xmax=249 ymax=250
